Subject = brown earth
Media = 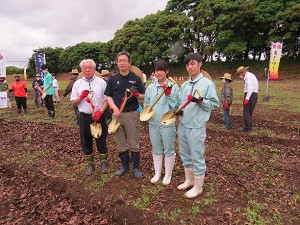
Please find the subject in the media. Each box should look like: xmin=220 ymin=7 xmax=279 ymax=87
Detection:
xmin=1 ymin=70 xmax=300 ymax=225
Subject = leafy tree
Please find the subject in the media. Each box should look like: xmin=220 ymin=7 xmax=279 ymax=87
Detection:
xmin=58 ymin=41 xmax=115 ymax=72
xmin=27 ymin=47 xmax=63 ymax=75
xmin=6 ymin=66 xmax=23 ymax=75
xmin=112 ymin=11 xmax=189 ymax=66
xmin=270 ymin=2 xmax=300 ymax=59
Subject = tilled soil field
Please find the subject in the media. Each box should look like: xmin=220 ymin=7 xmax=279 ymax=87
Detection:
xmin=0 ymin=86 xmax=299 ymax=224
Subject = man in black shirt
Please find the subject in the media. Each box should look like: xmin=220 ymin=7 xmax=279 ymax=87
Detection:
xmin=32 ymin=74 xmax=44 ymax=108
xmin=105 ymin=51 xmax=145 ymax=178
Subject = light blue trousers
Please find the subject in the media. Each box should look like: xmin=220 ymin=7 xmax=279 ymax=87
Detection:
xmin=149 ymin=124 xmax=176 ymax=157
xmin=178 ymin=124 xmax=207 ymax=175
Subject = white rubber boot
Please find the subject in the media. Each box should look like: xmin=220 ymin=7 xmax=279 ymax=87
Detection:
xmin=185 ymin=175 xmax=205 ymax=198
xmin=150 ymin=154 xmax=162 ymax=184
xmin=177 ymin=167 xmax=194 ymax=190
xmin=162 ymin=154 xmax=176 ymax=185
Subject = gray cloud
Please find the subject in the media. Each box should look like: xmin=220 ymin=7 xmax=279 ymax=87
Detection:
xmin=0 ymin=0 xmax=169 ymax=67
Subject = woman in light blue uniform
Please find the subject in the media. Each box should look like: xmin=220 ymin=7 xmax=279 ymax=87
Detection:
xmin=177 ymin=53 xmax=219 ymax=198
xmin=144 ymin=60 xmax=180 ymax=185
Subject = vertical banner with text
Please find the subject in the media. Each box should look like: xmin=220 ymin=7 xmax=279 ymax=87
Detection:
xmin=269 ymin=42 xmax=283 ymax=80
xmin=34 ymin=53 xmax=46 ymax=77
xmin=0 ymin=51 xmax=7 ymax=108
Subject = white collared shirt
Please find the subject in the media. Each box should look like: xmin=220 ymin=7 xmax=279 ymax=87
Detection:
xmin=244 ymin=71 xmax=259 ymax=100
xmin=70 ymin=75 xmax=107 ymax=114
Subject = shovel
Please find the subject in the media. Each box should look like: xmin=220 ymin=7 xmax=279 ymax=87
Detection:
xmin=160 ymin=89 xmax=203 ymax=126
xmin=88 ymin=90 xmax=102 ymax=138
xmin=262 ymin=68 xmax=270 ymax=102
xmin=140 ymin=77 xmax=177 ymax=122
xmin=108 ymin=89 xmax=133 ymax=134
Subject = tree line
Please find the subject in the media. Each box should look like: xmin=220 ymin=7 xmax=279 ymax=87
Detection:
xmin=27 ymin=0 xmax=299 ymax=75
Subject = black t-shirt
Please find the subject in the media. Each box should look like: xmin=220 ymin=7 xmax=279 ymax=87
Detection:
xmin=104 ymin=72 xmax=145 ymax=111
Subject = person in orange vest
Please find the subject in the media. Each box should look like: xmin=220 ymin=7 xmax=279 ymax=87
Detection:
xmin=8 ymin=75 xmax=28 ymax=114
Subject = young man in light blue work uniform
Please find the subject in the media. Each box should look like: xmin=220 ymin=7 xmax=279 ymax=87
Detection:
xmin=144 ymin=60 xmax=180 ymax=185
xmin=177 ymin=53 xmax=219 ymax=198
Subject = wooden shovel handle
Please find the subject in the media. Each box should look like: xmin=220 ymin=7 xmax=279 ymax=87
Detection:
xmin=149 ymin=91 xmax=165 ymax=110
xmin=174 ymin=89 xmax=199 ymax=114
xmin=120 ymin=89 xmax=133 ymax=112
xmin=88 ymin=90 xmax=95 ymax=116
xmin=150 ymin=77 xmax=177 ymax=110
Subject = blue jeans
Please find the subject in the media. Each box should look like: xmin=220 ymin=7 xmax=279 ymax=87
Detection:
xmin=222 ymin=106 xmax=231 ymax=129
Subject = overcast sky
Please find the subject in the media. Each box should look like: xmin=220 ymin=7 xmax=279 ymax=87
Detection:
xmin=0 ymin=0 xmax=169 ymax=68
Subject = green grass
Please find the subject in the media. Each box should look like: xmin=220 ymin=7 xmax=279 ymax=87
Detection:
xmin=157 ymin=207 xmax=182 ymax=221
xmin=243 ymin=200 xmax=283 ymax=225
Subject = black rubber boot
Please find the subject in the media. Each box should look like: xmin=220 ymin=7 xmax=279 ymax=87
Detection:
xmin=131 ymin=151 xmax=142 ymax=179
xmin=17 ymin=109 xmax=21 ymax=114
xmin=100 ymin=154 xmax=108 ymax=172
xmin=50 ymin=110 xmax=55 ymax=119
xmin=24 ymin=108 xmax=28 ymax=114
xmin=85 ymin=155 xmax=95 ymax=175
xmin=114 ymin=151 xmax=129 ymax=176
xmin=47 ymin=110 xmax=53 ymax=120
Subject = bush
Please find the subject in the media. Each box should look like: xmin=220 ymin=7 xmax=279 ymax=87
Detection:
xmin=6 ymin=66 xmax=23 ymax=74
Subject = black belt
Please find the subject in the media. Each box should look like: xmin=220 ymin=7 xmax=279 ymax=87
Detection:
xmin=123 ymin=109 xmax=137 ymax=113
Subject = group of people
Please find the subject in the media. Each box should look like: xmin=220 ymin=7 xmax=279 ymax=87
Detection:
xmin=68 ymin=50 xmax=258 ymax=199
xmin=3 ymin=64 xmax=61 ymax=120
xmin=219 ymin=66 xmax=259 ymax=132
xmin=1 ymin=50 xmax=259 ymax=199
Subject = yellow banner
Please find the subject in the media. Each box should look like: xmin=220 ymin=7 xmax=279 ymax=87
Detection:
xmin=24 ymin=66 xmax=27 ymax=81
xmin=269 ymin=42 xmax=283 ymax=79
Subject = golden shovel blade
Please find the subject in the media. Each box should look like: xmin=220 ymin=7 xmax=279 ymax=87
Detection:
xmin=90 ymin=122 xmax=102 ymax=138
xmin=108 ymin=118 xmax=121 ymax=134
xmin=139 ymin=105 xmax=155 ymax=121
xmin=42 ymin=92 xmax=46 ymax=99
xmin=160 ymin=110 xmax=176 ymax=126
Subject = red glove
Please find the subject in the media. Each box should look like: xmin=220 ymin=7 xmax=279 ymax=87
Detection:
xmin=133 ymin=92 xmax=139 ymax=98
xmin=86 ymin=98 xmax=91 ymax=103
xmin=224 ymin=102 xmax=229 ymax=109
xmin=119 ymin=97 xmax=126 ymax=109
xmin=93 ymin=110 xmax=102 ymax=121
xmin=79 ymin=90 xmax=89 ymax=99
xmin=174 ymin=109 xmax=184 ymax=117
xmin=187 ymin=94 xmax=203 ymax=104
xmin=129 ymin=86 xmax=139 ymax=98
xmin=162 ymin=84 xmax=172 ymax=97
xmin=243 ymin=99 xmax=249 ymax=105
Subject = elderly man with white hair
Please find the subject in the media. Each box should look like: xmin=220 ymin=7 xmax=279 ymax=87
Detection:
xmin=70 ymin=59 xmax=109 ymax=175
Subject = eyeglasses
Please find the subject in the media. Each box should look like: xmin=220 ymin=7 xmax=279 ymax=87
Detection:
xmin=81 ymin=66 xmax=95 ymax=70
xmin=117 ymin=59 xmax=129 ymax=63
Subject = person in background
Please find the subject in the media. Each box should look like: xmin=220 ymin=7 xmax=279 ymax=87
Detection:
xmin=150 ymin=72 xmax=157 ymax=84
xmin=52 ymin=75 xmax=60 ymax=103
xmin=220 ymin=73 xmax=233 ymax=130
xmin=71 ymin=59 xmax=109 ymax=174
xmin=8 ymin=75 xmax=28 ymax=114
xmin=236 ymin=66 xmax=259 ymax=132
xmin=142 ymin=71 xmax=147 ymax=87
xmin=177 ymin=53 xmax=219 ymax=198
xmin=144 ymin=59 xmax=179 ymax=185
xmin=32 ymin=74 xmax=44 ymax=108
xmin=62 ymin=69 xmax=80 ymax=122
xmin=105 ymin=51 xmax=145 ymax=179
xmin=0 ymin=76 xmax=11 ymax=107
xmin=0 ymin=76 xmax=8 ymax=91
xmin=41 ymin=64 xmax=55 ymax=119
xmin=100 ymin=70 xmax=111 ymax=82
